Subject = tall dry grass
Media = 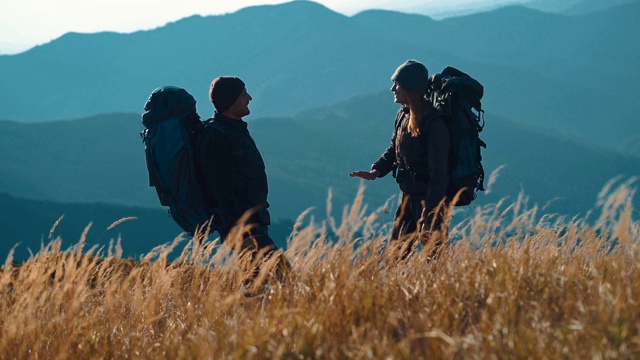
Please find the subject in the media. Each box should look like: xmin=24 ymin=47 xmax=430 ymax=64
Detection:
xmin=1 ymin=178 xmax=639 ymax=359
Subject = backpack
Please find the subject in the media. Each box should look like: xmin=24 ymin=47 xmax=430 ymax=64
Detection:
xmin=141 ymin=86 xmax=212 ymax=235
xmin=427 ymin=66 xmax=486 ymax=206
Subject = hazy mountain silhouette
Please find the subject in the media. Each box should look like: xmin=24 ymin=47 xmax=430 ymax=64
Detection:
xmin=295 ymin=91 xmax=640 ymax=217
xmin=0 ymin=1 xmax=637 ymax=157
xmin=409 ymin=0 xmax=635 ymax=17
xmin=0 ymin=1 xmax=638 ymax=249
xmin=1 ymin=91 xmax=638 ymax=226
xmin=0 ymin=192 xmax=293 ymax=263
xmin=351 ymin=3 xmax=640 ymax=154
xmin=560 ymin=0 xmax=638 ymax=15
xmin=538 ymin=0 xmax=638 ymax=15
xmin=0 ymin=192 xmax=182 ymax=262
xmin=0 ymin=112 xmax=369 ymax=220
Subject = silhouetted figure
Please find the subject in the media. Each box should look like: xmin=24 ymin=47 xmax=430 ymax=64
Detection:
xmin=350 ymin=60 xmax=450 ymax=259
xmin=196 ymin=76 xmax=290 ymax=287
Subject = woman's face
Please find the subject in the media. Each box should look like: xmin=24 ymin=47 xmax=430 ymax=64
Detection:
xmin=391 ymin=82 xmax=408 ymax=105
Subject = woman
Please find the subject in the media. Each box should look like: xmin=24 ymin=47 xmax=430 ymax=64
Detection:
xmin=350 ymin=60 xmax=450 ymax=257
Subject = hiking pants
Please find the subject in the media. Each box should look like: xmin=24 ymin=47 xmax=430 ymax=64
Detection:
xmin=219 ymin=225 xmax=278 ymax=253
xmin=391 ymin=192 xmax=424 ymax=241
xmin=390 ymin=192 xmax=448 ymax=258
xmin=219 ymin=225 xmax=290 ymax=282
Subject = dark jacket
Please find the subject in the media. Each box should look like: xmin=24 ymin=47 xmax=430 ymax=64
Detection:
xmin=372 ymin=106 xmax=450 ymax=223
xmin=195 ymin=114 xmax=270 ymax=232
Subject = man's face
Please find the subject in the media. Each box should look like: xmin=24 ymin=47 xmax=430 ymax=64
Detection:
xmin=227 ymin=88 xmax=252 ymax=118
xmin=391 ymin=82 xmax=408 ymax=105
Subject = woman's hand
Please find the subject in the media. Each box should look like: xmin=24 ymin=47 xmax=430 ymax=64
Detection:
xmin=349 ymin=169 xmax=380 ymax=181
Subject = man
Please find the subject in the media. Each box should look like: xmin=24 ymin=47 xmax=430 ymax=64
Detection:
xmin=350 ymin=60 xmax=450 ymax=259
xmin=196 ymin=76 xmax=288 ymax=282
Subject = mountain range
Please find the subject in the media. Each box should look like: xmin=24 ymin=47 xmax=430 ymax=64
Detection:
xmin=408 ymin=0 xmax=635 ymax=18
xmin=0 ymin=0 xmax=638 ymax=260
xmin=0 ymin=1 xmax=638 ymax=157
xmin=1 ymin=89 xmax=638 ymax=222
xmin=524 ymin=0 xmax=635 ymax=14
xmin=0 ymin=192 xmax=294 ymax=263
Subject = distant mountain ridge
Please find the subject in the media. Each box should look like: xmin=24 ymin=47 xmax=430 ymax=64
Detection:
xmin=391 ymin=0 xmax=632 ymax=19
xmin=538 ymin=0 xmax=637 ymax=14
xmin=0 ymin=192 xmax=182 ymax=262
xmin=0 ymin=1 xmax=638 ymax=157
xmin=1 ymin=91 xmax=638 ymax=224
xmin=0 ymin=0 xmax=638 ymax=252
xmin=0 ymin=192 xmax=294 ymax=263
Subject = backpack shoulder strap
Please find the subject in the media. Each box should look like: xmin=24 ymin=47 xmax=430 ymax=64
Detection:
xmin=420 ymin=109 xmax=448 ymax=134
xmin=393 ymin=107 xmax=407 ymax=130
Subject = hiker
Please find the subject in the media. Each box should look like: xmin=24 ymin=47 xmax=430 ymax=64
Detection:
xmin=350 ymin=60 xmax=450 ymax=258
xmin=196 ymin=76 xmax=289 ymax=282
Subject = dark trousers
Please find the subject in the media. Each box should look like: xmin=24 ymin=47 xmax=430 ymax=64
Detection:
xmin=219 ymin=225 xmax=278 ymax=253
xmin=391 ymin=193 xmax=425 ymax=241
xmin=390 ymin=192 xmax=448 ymax=259
xmin=219 ymin=224 xmax=290 ymax=283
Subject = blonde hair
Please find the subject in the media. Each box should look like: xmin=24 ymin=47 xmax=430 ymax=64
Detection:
xmin=406 ymin=90 xmax=428 ymax=137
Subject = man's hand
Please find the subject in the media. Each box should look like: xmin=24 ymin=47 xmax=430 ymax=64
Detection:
xmin=349 ymin=170 xmax=379 ymax=181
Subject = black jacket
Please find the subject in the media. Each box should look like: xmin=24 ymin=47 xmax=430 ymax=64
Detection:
xmin=195 ymin=114 xmax=270 ymax=232
xmin=372 ymin=106 xmax=450 ymax=222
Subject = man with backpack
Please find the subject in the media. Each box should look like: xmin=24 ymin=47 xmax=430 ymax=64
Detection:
xmin=196 ymin=76 xmax=289 ymax=282
xmin=350 ymin=60 xmax=452 ymax=258
xmin=142 ymin=78 xmax=289 ymax=289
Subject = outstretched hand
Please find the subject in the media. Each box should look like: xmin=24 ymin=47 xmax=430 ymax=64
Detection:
xmin=349 ymin=170 xmax=378 ymax=181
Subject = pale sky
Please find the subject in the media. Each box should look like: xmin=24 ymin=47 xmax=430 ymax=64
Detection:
xmin=0 ymin=0 xmax=529 ymax=55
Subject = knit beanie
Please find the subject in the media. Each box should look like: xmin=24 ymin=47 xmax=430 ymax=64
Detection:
xmin=391 ymin=60 xmax=429 ymax=94
xmin=209 ymin=76 xmax=246 ymax=113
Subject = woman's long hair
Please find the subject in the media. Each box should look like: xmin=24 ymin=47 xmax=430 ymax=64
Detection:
xmin=406 ymin=89 xmax=429 ymax=137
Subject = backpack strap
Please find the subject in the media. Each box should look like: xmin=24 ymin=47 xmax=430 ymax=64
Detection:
xmin=421 ymin=110 xmax=447 ymax=131
xmin=390 ymin=107 xmax=409 ymax=178
xmin=392 ymin=107 xmax=407 ymax=131
xmin=417 ymin=109 xmax=453 ymax=175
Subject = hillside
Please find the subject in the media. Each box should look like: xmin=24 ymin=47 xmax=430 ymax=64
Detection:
xmin=560 ymin=0 xmax=637 ymax=14
xmin=1 ymin=91 xmax=638 ymax=227
xmin=0 ymin=193 xmax=293 ymax=262
xmin=0 ymin=112 xmax=374 ymax=220
xmin=0 ymin=192 xmax=182 ymax=262
xmin=294 ymin=91 xmax=640 ymax=217
xmin=1 ymin=189 xmax=639 ymax=358
xmin=351 ymin=4 xmax=640 ymax=154
xmin=0 ymin=1 xmax=638 ymax=156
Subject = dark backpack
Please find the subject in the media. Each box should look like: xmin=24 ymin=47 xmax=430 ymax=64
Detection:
xmin=427 ymin=66 xmax=486 ymax=206
xmin=141 ymin=86 xmax=212 ymax=235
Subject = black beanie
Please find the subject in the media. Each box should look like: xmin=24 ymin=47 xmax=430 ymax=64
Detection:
xmin=391 ymin=60 xmax=429 ymax=94
xmin=209 ymin=76 xmax=246 ymax=113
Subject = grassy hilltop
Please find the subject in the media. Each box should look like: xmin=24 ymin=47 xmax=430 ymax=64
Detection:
xmin=1 ymin=182 xmax=639 ymax=359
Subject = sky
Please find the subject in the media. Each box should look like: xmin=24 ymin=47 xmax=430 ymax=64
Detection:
xmin=0 ymin=0 xmax=532 ymax=55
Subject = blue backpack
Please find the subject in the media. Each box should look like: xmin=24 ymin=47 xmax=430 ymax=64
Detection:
xmin=141 ymin=86 xmax=212 ymax=235
xmin=427 ymin=67 xmax=486 ymax=206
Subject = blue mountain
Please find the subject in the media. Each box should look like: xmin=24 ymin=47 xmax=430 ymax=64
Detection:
xmin=0 ymin=1 xmax=637 ymax=156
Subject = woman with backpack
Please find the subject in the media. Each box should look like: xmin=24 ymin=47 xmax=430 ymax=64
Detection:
xmin=350 ymin=60 xmax=451 ymax=259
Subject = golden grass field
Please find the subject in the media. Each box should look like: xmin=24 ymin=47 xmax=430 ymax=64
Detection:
xmin=1 ymin=179 xmax=639 ymax=359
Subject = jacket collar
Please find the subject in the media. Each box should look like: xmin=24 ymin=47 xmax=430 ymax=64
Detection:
xmin=213 ymin=113 xmax=248 ymax=130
